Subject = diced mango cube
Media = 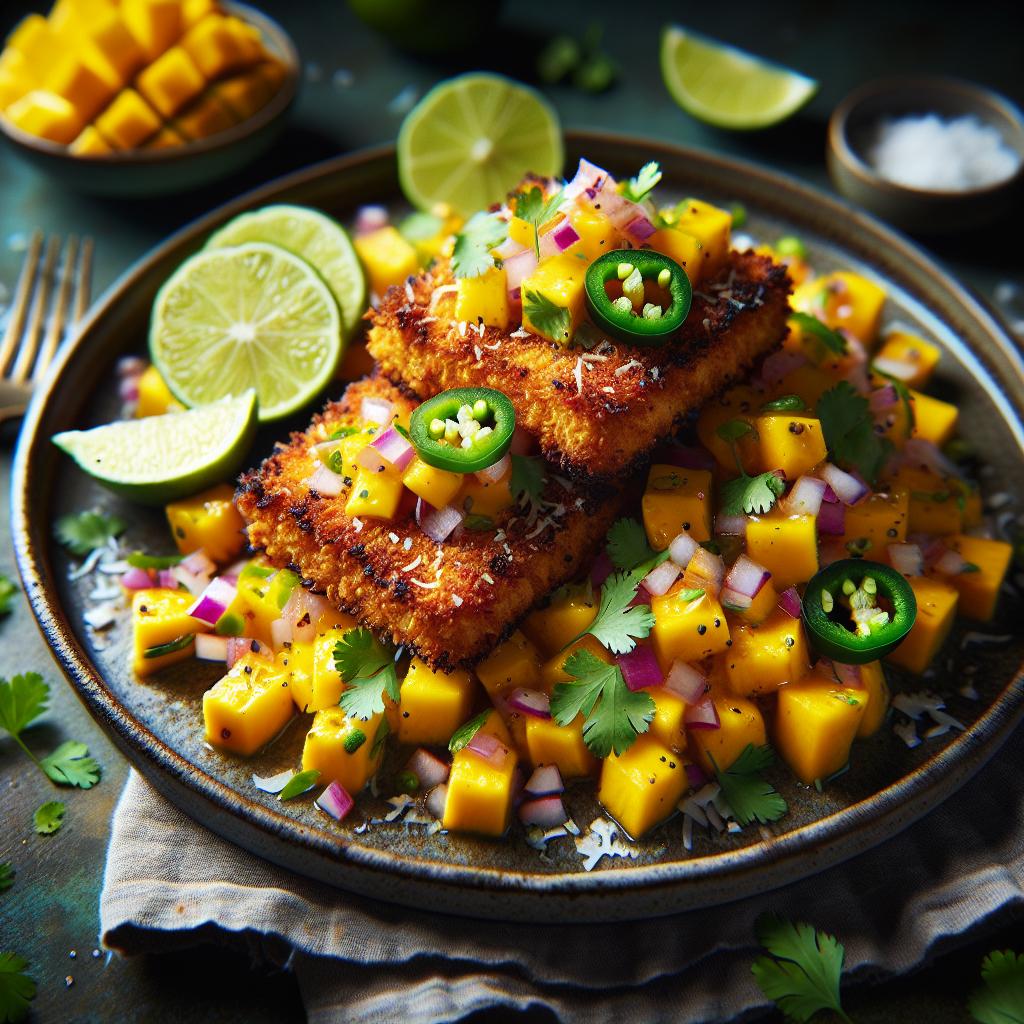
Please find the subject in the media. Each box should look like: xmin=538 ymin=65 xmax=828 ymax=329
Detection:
xmin=49 ymin=0 xmax=116 ymax=36
xmin=841 ymin=490 xmax=909 ymax=558
xmin=642 ymin=465 xmax=713 ymax=548
xmin=940 ymin=535 xmax=1013 ymax=622
xmin=456 ymin=463 xmax=514 ymax=519
xmin=522 ymin=583 xmax=598 ymax=658
xmin=181 ymin=0 xmax=220 ymax=29
xmin=165 ymin=482 xmax=245 ymax=563
xmin=672 ymin=198 xmax=731 ymax=281
xmin=748 ymin=414 xmax=827 ymax=478
xmin=507 ymin=215 xmax=534 ymax=250
xmin=648 ymin=226 xmax=704 ymax=284
xmin=525 ymin=713 xmax=598 ymax=778
xmin=203 ymin=651 xmax=292 ymax=756
xmin=455 ymin=265 xmax=509 ymax=330
xmin=737 ymin=577 xmax=779 ymax=626
xmin=723 ymin=609 xmax=809 ymax=696
xmin=136 ymin=45 xmax=205 ymax=118
xmin=344 ymin=466 xmax=404 ymax=520
xmin=874 ymin=331 xmax=941 ymax=389
xmin=354 ymin=225 xmax=418 ymax=298
xmin=302 ymin=707 xmax=385 ymax=793
xmin=520 ymin=252 xmax=586 ymax=345
xmin=598 ymin=734 xmax=688 ymax=838
xmin=886 ymin=575 xmax=958 ymax=674
xmin=689 ymin=691 xmax=767 ymax=773
xmin=792 ymin=271 xmax=886 ymax=346
xmin=213 ymin=63 xmax=275 ymax=120
xmin=70 ymin=125 xmax=112 ymax=155
xmin=172 ymin=92 xmax=235 ymax=140
xmin=94 ymin=88 xmax=161 ymax=148
xmin=696 ymin=384 xmax=762 ymax=472
xmin=538 ymin=635 xmax=612 ymax=692
xmin=650 ymin=588 xmax=731 ymax=669
xmin=301 ymin=627 xmax=348 ymax=711
xmin=277 ymin=642 xmax=314 ymax=712
xmin=85 ymin=11 xmax=148 ymax=85
xmin=180 ymin=13 xmax=261 ymax=79
xmin=645 ymin=686 xmax=688 ymax=753
xmin=854 ymin=660 xmax=889 ymax=738
xmin=401 ymin=456 xmax=462 ymax=510
xmin=475 ymin=707 xmax=514 ymax=746
xmin=5 ymin=90 xmax=83 ymax=144
xmin=131 ymin=587 xmax=202 ymax=676
xmin=771 ymin=364 xmax=838 ymax=410
xmin=746 ymin=513 xmax=819 ymax=590
xmin=398 ymin=659 xmax=476 ymax=746
xmin=885 ymin=465 xmax=963 ymax=536
xmin=46 ymin=55 xmax=117 ymax=122
xmin=909 ymin=390 xmax=958 ymax=446
xmin=146 ymin=125 xmax=185 ymax=149
xmin=475 ymin=630 xmax=541 ymax=700
xmin=443 ymin=740 xmax=518 ymax=836
xmin=570 ymin=206 xmax=617 ymax=262
xmin=7 ymin=15 xmax=62 ymax=83
xmin=121 ymin=0 xmax=183 ymax=60
xmin=136 ymin=364 xmax=182 ymax=416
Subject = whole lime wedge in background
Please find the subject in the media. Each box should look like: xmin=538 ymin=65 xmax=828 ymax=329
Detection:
xmin=52 ymin=391 xmax=258 ymax=505
xmin=660 ymin=26 xmax=818 ymax=130
xmin=150 ymin=242 xmax=341 ymax=422
xmin=205 ymin=204 xmax=366 ymax=342
xmin=398 ymin=72 xmax=563 ymax=217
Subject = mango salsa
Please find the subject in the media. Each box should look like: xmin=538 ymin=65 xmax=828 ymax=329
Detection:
xmin=475 ymin=630 xmax=541 ymax=700
xmin=398 ymin=659 xmax=477 ymax=746
xmin=302 ymin=707 xmax=385 ymax=793
xmin=650 ymin=588 xmax=731 ymax=669
xmin=522 ymin=583 xmax=598 ymax=658
xmin=443 ymin=740 xmax=518 ymax=837
xmin=746 ymin=513 xmax=819 ymax=590
xmin=520 ymin=252 xmax=586 ymax=344
xmin=748 ymin=414 xmax=827 ymax=479
xmin=689 ymin=691 xmax=766 ymax=774
xmin=939 ymin=535 xmax=1013 ymax=622
xmin=885 ymin=575 xmax=958 ymax=674
xmin=354 ymin=226 xmax=418 ymax=298
xmin=723 ymin=609 xmax=810 ymax=697
xmin=165 ymin=482 xmax=245 ymax=563
xmin=131 ymin=586 xmax=204 ymax=676
xmin=525 ymin=714 xmax=598 ymax=778
xmin=454 ymin=265 xmax=509 ymax=330
xmin=203 ymin=651 xmax=294 ymax=756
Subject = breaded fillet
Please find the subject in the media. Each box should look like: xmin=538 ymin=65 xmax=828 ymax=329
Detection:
xmin=368 ymin=249 xmax=791 ymax=481
xmin=236 ymin=376 xmax=623 ymax=669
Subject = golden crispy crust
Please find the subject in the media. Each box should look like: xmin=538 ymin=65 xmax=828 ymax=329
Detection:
xmin=236 ymin=375 xmax=624 ymax=669
xmin=367 ymin=249 xmax=791 ymax=481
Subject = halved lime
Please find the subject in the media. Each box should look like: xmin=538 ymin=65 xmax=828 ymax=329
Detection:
xmin=52 ymin=391 xmax=257 ymax=505
xmin=150 ymin=242 xmax=341 ymax=422
xmin=205 ymin=205 xmax=366 ymax=342
xmin=660 ymin=26 xmax=817 ymax=130
xmin=398 ymin=72 xmax=563 ymax=217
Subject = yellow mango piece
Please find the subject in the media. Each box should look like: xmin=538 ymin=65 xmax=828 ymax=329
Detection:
xmin=476 ymin=630 xmax=541 ymax=700
xmin=748 ymin=414 xmax=827 ymax=478
xmin=304 ymin=627 xmax=351 ymax=710
xmin=538 ymin=635 xmax=612 ymax=692
xmin=398 ymin=659 xmax=477 ymax=746
xmin=771 ymin=364 xmax=838 ymax=410
xmin=774 ymin=672 xmax=867 ymax=784
xmin=46 ymin=55 xmax=117 ymax=122
xmin=85 ymin=11 xmax=148 ymax=85
xmin=135 ymin=363 xmax=182 ymax=416
xmin=841 ymin=490 xmax=909 ymax=558
xmin=689 ymin=691 xmax=767 ymax=773
xmin=69 ymin=124 xmax=112 ymax=155
xmin=570 ymin=206 xmax=616 ymax=262
xmin=146 ymin=125 xmax=185 ymax=150
xmin=598 ymin=734 xmax=688 ymax=839
xmin=344 ymin=466 xmax=404 ymax=520
xmin=525 ymin=713 xmax=598 ymax=778
xmin=95 ymin=88 xmax=161 ymax=148
xmin=520 ymin=252 xmax=587 ymax=345
xmin=672 ymin=198 xmax=731 ymax=281
xmin=136 ymin=45 xmax=205 ymax=118
xmin=874 ymin=331 xmax=941 ymax=389
xmin=0 ymin=68 xmax=28 ymax=112
xmin=181 ymin=0 xmax=220 ymax=30
xmin=650 ymin=588 xmax=731 ymax=670
xmin=457 ymin=463 xmax=514 ymax=519
xmin=648 ymin=226 xmax=704 ymax=284
xmin=886 ymin=575 xmax=958 ymax=674
xmin=507 ymin=215 xmax=534 ymax=249
xmin=165 ymin=483 xmax=245 ymax=563
xmin=455 ymin=265 xmax=510 ymax=330
xmin=121 ymin=0 xmax=182 ymax=60
xmin=940 ymin=534 xmax=1013 ymax=622
xmin=277 ymin=642 xmax=314 ymax=713
xmin=213 ymin=64 xmax=274 ymax=120
xmin=792 ymin=271 xmax=887 ymax=346
xmin=645 ymin=686 xmax=688 ymax=753
xmin=131 ymin=587 xmax=201 ymax=676
xmin=180 ymin=13 xmax=261 ymax=79
xmin=6 ymin=16 xmax=62 ymax=83
xmin=475 ymin=707 xmax=514 ymax=747
xmin=49 ymin=0 xmax=116 ymax=35
xmin=642 ymin=465 xmax=713 ymax=548
xmin=172 ymin=92 xmax=235 ymax=140
xmin=746 ymin=513 xmax=819 ymax=590
xmin=885 ymin=465 xmax=963 ymax=536
xmin=855 ymin=660 xmax=890 ymax=738
xmin=522 ymin=583 xmax=598 ymax=658
xmin=5 ymin=90 xmax=83 ymax=144
xmin=302 ymin=707 xmax=385 ymax=793
xmin=738 ymin=577 xmax=779 ymax=626
xmin=443 ymin=740 xmax=518 ymax=836
xmin=354 ymin=225 xmax=418 ymax=298
xmin=909 ymin=389 xmax=958 ymax=446
xmin=696 ymin=384 xmax=762 ymax=473
xmin=203 ymin=651 xmax=294 ymax=755
xmin=400 ymin=456 xmax=462 ymax=510
xmin=723 ymin=609 xmax=809 ymax=697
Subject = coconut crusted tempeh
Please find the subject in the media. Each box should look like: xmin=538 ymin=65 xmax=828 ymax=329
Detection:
xmin=367 ymin=248 xmax=791 ymax=482
xmin=236 ymin=375 xmax=625 ymax=669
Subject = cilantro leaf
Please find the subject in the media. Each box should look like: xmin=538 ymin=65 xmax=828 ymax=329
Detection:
xmin=551 ymin=648 xmax=654 ymax=757
xmin=451 ymin=211 xmax=507 ymax=279
xmin=278 ymin=769 xmax=320 ymax=801
xmin=33 ymin=800 xmax=65 ymax=835
xmin=566 ymin=566 xmax=655 ymax=655
xmin=817 ymin=381 xmax=893 ymax=484
xmin=0 ymin=952 xmax=36 ymax=1022
xmin=720 ymin=471 xmax=786 ymax=516
xmin=523 ymin=289 xmax=571 ymax=342
xmin=761 ymin=394 xmax=805 ymax=413
xmin=334 ymin=629 xmax=400 ymax=720
xmin=55 ymin=510 xmax=126 ymax=556
xmin=449 ymin=709 xmax=491 ymax=754
xmin=751 ymin=914 xmax=851 ymax=1024
xmin=711 ymin=744 xmax=787 ymax=826
xmin=790 ymin=311 xmax=847 ymax=356
xmin=606 ymin=517 xmax=657 ymax=570
xmin=969 ymin=950 xmax=1024 ymax=1024
xmin=513 ymin=185 xmax=566 ymax=256
xmin=716 ymin=418 xmax=755 ymax=443
xmin=0 ymin=575 xmax=16 ymax=616
xmin=510 ymin=454 xmax=546 ymax=506
xmin=0 ymin=673 xmax=48 ymax=739
xmin=40 ymin=741 xmax=101 ymax=789
xmin=0 ymin=863 xmax=13 ymax=894
xmin=622 ymin=161 xmax=662 ymax=203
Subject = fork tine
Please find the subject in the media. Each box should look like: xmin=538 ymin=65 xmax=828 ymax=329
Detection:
xmin=74 ymin=236 xmax=94 ymax=324
xmin=11 ymin=234 xmax=60 ymax=385
xmin=35 ymin=235 xmax=79 ymax=381
xmin=0 ymin=230 xmax=43 ymax=376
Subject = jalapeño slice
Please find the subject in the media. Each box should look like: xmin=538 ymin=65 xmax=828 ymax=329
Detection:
xmin=409 ymin=387 xmax=516 ymax=473
xmin=584 ymin=249 xmax=691 ymax=346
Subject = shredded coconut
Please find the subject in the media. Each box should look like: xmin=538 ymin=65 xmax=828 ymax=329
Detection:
xmin=401 ymin=555 xmax=422 ymax=572
xmin=574 ymin=817 xmax=639 ymax=871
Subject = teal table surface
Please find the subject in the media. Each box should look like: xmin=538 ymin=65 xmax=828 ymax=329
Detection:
xmin=1 ymin=1 xmax=1022 ymax=1021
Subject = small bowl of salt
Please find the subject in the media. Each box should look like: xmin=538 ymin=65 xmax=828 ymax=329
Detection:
xmin=827 ymin=76 xmax=1024 ymax=233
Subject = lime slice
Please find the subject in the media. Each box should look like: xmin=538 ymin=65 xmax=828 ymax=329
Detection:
xmin=205 ymin=205 xmax=366 ymax=342
xmin=660 ymin=26 xmax=817 ymax=130
xmin=52 ymin=391 xmax=257 ymax=505
xmin=150 ymin=242 xmax=341 ymax=422
xmin=398 ymin=72 xmax=563 ymax=217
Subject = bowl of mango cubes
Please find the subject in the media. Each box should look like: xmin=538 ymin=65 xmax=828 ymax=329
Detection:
xmin=0 ymin=0 xmax=298 ymax=196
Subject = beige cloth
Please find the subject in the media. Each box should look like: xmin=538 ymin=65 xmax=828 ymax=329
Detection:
xmin=102 ymin=727 xmax=1023 ymax=1023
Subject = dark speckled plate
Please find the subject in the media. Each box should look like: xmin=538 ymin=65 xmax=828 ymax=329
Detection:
xmin=13 ymin=133 xmax=1024 ymax=922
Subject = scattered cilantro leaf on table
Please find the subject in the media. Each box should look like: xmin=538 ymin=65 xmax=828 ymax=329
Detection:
xmin=0 ymin=863 xmax=13 ymax=894
xmin=621 ymin=161 xmax=662 ymax=203
xmin=523 ymin=289 xmax=570 ymax=342
xmin=449 ymin=710 xmax=491 ymax=754
xmin=510 ymin=454 xmax=546 ymax=507
xmin=711 ymin=744 xmax=787 ymax=826
xmin=451 ymin=211 xmax=507 ymax=279
xmin=278 ymin=769 xmax=320 ymax=801
xmin=55 ymin=510 xmax=126 ymax=556
xmin=550 ymin=648 xmax=653 ymax=757
xmin=564 ymin=566 xmax=655 ymax=655
xmin=334 ymin=629 xmax=400 ymax=720
xmin=751 ymin=913 xmax=851 ymax=1023
xmin=790 ymin=311 xmax=848 ymax=356
xmin=513 ymin=185 xmax=565 ymax=256
xmin=33 ymin=801 xmax=65 ymax=836
xmin=40 ymin=741 xmax=101 ymax=789
xmin=968 ymin=949 xmax=1024 ymax=1024
xmin=0 ymin=952 xmax=36 ymax=1022
xmin=817 ymin=381 xmax=892 ymax=484
xmin=0 ymin=575 xmax=16 ymax=616
xmin=606 ymin=517 xmax=657 ymax=570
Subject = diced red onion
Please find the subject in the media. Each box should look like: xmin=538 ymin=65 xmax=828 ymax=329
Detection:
xmin=868 ymin=383 xmax=899 ymax=414
xmin=156 ymin=568 xmax=178 ymax=589
xmin=629 ymin=583 xmax=652 ymax=608
xmin=188 ymin=576 xmax=238 ymax=626
xmin=539 ymin=220 xmax=580 ymax=258
xmin=509 ymin=287 xmax=522 ymax=305
xmin=643 ymin=558 xmax=681 ymax=597
xmin=524 ymin=764 xmax=564 ymax=796
xmin=466 ymin=731 xmax=508 ymax=767
xmin=494 ymin=236 xmax=526 ymax=260
xmin=370 ymin=425 xmax=414 ymax=472
xmin=934 ymin=548 xmax=969 ymax=575
xmin=591 ymin=549 xmax=613 ymax=588
xmin=820 ymin=462 xmax=869 ymax=505
xmin=617 ymin=645 xmax=663 ymax=691
xmin=121 ymin=567 xmax=154 ymax=590
xmin=226 ymin=636 xmax=263 ymax=668
xmin=181 ymin=550 xmax=217 ymax=576
xmin=117 ymin=355 xmax=147 ymax=377
xmin=419 ymin=503 xmax=464 ymax=543
xmin=119 ymin=377 xmax=140 ymax=402
xmin=715 ymin=514 xmax=748 ymax=537
xmin=280 ymin=587 xmax=321 ymax=643
xmin=687 ymin=545 xmax=725 ymax=585
xmin=360 ymin=396 xmax=394 ymax=425
xmin=356 ymin=443 xmax=389 ymax=474
xmin=171 ymin=563 xmax=211 ymax=596
xmin=625 ymin=215 xmax=656 ymax=241
xmin=562 ymin=157 xmax=609 ymax=201
xmin=822 ymin=484 xmax=839 ymax=503
xmin=270 ymin=617 xmax=292 ymax=650
xmin=195 ymin=633 xmax=229 ymax=662
xmin=659 ymin=444 xmax=716 ymax=470
xmin=724 ymin=555 xmax=772 ymax=599
xmin=759 ymin=348 xmax=807 ymax=386
xmin=817 ymin=501 xmax=846 ymax=536
xmin=830 ymin=660 xmax=863 ymax=688
xmin=507 ymin=687 xmax=551 ymax=719
xmin=596 ymin=189 xmax=648 ymax=232
xmin=685 ymin=762 xmax=708 ymax=789
xmin=305 ymin=464 xmax=345 ymax=497
xmin=778 ymin=586 xmax=802 ymax=618
xmin=784 ymin=476 xmax=827 ymax=517
xmin=719 ymin=586 xmax=752 ymax=612
xmin=888 ymin=543 xmax=923 ymax=577
xmin=503 ymin=247 xmax=539 ymax=294
xmin=354 ymin=204 xmax=388 ymax=237
xmin=518 ymin=794 xmax=568 ymax=828
xmin=872 ymin=356 xmax=917 ymax=381
xmin=426 ymin=783 xmax=448 ymax=820
xmin=668 ymin=530 xmax=698 ymax=568
xmin=900 ymin=438 xmax=959 ymax=479
xmin=315 ymin=781 xmax=354 ymax=821
xmin=665 ymin=660 xmax=706 ymax=703
xmin=406 ymin=748 xmax=450 ymax=789
xmin=475 ymin=450 xmax=510 ymax=485
xmin=684 ymin=694 xmax=720 ymax=730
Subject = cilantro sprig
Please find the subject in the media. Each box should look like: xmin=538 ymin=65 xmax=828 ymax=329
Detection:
xmin=513 ymin=185 xmax=566 ymax=257
xmin=451 ymin=211 xmax=508 ymax=279
xmin=0 ymin=952 xmax=36 ymax=1022
xmin=969 ymin=949 xmax=1024 ymax=1024
xmin=606 ymin=517 xmax=658 ymax=571
xmin=621 ymin=161 xmax=662 ymax=203
xmin=564 ymin=565 xmax=656 ymax=655
xmin=816 ymin=381 xmax=893 ymax=484
xmin=55 ymin=510 xmax=125 ymax=556
xmin=0 ymin=575 xmax=16 ymax=616
xmin=523 ymin=289 xmax=571 ymax=342
xmin=711 ymin=744 xmax=787 ymax=826
xmin=550 ymin=648 xmax=654 ymax=757
xmin=716 ymin=419 xmax=786 ymax=516
xmin=334 ymin=629 xmax=400 ymax=721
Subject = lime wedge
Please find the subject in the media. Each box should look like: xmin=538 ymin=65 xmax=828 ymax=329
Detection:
xmin=150 ymin=242 xmax=341 ymax=422
xmin=205 ymin=205 xmax=366 ymax=342
xmin=398 ymin=72 xmax=563 ymax=217
xmin=52 ymin=391 xmax=257 ymax=505
xmin=660 ymin=26 xmax=817 ymax=130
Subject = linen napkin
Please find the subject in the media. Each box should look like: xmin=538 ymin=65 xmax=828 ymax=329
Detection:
xmin=101 ymin=726 xmax=1023 ymax=1023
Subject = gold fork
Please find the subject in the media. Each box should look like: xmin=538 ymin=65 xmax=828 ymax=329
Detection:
xmin=0 ymin=231 xmax=94 ymax=425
